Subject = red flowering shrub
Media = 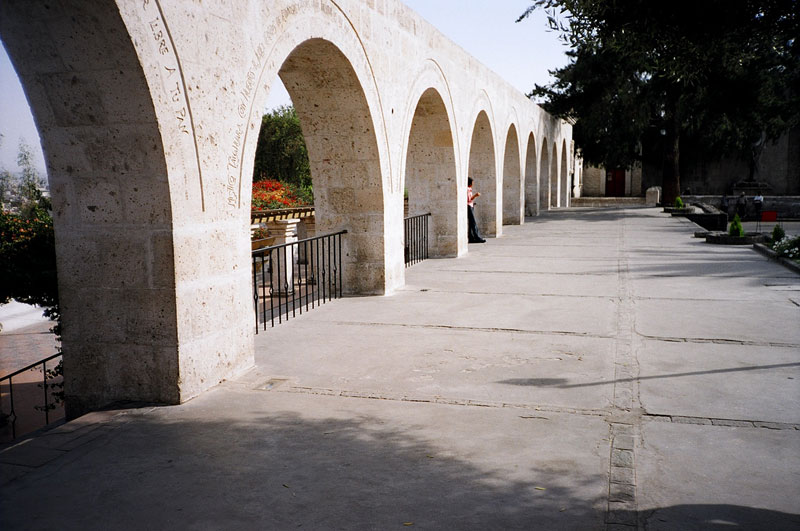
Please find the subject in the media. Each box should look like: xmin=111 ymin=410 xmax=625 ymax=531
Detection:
xmin=251 ymin=179 xmax=311 ymax=210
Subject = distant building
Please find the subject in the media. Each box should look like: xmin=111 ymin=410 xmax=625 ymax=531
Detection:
xmin=580 ymin=127 xmax=799 ymax=197
xmin=581 ymin=164 xmax=643 ymax=197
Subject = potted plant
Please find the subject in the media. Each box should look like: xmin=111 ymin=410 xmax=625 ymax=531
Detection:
xmin=705 ymin=214 xmax=766 ymax=245
xmin=663 ymin=196 xmax=695 ymax=215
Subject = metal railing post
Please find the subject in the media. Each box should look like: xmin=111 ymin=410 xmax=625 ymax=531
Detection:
xmin=251 ymin=230 xmax=347 ymax=330
xmin=404 ymin=213 xmax=431 ymax=267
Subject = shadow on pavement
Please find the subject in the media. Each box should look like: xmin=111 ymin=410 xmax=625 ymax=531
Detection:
xmin=1 ymin=410 xmax=606 ymax=529
xmin=497 ymin=362 xmax=800 ymax=389
xmin=639 ymin=503 xmax=800 ymax=530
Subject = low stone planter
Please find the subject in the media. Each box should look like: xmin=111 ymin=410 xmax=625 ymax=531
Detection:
xmin=753 ymin=243 xmax=800 ymax=274
xmin=252 ymin=237 xmax=276 ymax=251
xmin=664 ymin=207 xmax=696 ymax=216
xmin=705 ymin=232 xmax=766 ymax=245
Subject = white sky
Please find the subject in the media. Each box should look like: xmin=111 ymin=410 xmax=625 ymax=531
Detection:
xmin=0 ymin=1 xmax=569 ymax=177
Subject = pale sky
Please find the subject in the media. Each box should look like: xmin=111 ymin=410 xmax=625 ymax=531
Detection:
xmin=0 ymin=1 xmax=569 ymax=178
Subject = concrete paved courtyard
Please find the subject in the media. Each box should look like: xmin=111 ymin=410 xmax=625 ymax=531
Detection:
xmin=1 ymin=207 xmax=798 ymax=529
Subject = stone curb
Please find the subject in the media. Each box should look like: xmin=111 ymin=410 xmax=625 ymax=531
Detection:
xmin=752 ymin=243 xmax=800 ymax=275
xmin=705 ymin=232 xmax=767 ymax=245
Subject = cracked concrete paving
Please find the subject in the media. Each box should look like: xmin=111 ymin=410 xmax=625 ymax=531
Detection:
xmin=2 ymin=207 xmax=799 ymax=530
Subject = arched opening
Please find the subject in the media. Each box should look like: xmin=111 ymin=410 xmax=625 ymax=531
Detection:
xmin=278 ymin=39 xmax=385 ymax=294
xmin=467 ymin=111 xmax=497 ymax=237
xmin=404 ymin=88 xmax=458 ymax=257
xmin=0 ymin=3 xmax=180 ymax=416
xmin=524 ymin=133 xmax=537 ymax=216
xmin=502 ymin=125 xmax=522 ymax=225
xmin=550 ymin=142 xmax=559 ymax=208
xmin=539 ymin=137 xmax=549 ymax=211
xmin=561 ymin=139 xmax=569 ymax=207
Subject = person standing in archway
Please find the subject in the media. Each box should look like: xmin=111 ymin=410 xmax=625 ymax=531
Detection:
xmin=467 ymin=177 xmax=486 ymax=243
xmin=736 ymin=192 xmax=748 ymax=219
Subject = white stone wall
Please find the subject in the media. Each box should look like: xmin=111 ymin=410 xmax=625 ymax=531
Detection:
xmin=0 ymin=0 xmax=573 ymax=412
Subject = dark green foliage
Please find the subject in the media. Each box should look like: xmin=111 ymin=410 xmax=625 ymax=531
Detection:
xmin=674 ymin=196 xmax=684 ymax=208
xmin=729 ymin=214 xmax=745 ymax=237
xmin=0 ymin=138 xmax=57 ymax=320
xmin=771 ymin=224 xmax=786 ymax=243
xmin=0 ymin=205 xmax=59 ymax=328
xmin=252 ymin=105 xmax=311 ymax=190
xmin=518 ymin=0 xmax=800 ymax=205
xmin=1 ymin=140 xmax=62 ymax=404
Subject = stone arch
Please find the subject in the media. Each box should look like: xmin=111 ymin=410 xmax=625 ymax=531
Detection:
xmin=403 ymin=87 xmax=458 ymax=257
xmin=0 ymin=2 xmax=182 ymax=415
xmin=550 ymin=142 xmax=559 ymax=208
xmin=524 ymin=133 xmax=538 ymax=216
xmin=502 ymin=124 xmax=522 ymax=225
xmin=276 ymin=39 xmax=385 ymax=294
xmin=0 ymin=0 xmax=575 ymax=415
xmin=467 ymin=110 xmax=498 ymax=237
xmin=243 ymin=4 xmax=395 ymax=293
xmin=539 ymin=137 xmax=550 ymax=210
xmin=242 ymin=3 xmax=394 ymax=294
xmin=561 ymin=139 xmax=569 ymax=207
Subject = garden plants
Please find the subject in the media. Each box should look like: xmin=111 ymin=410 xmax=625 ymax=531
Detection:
xmin=251 ymin=179 xmax=312 ymax=210
xmin=728 ymin=214 xmax=744 ymax=237
xmin=772 ymin=235 xmax=800 ymax=263
xmin=771 ymin=224 xmax=785 ymax=243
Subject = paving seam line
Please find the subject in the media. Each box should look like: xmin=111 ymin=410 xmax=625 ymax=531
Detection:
xmin=271 ymin=386 xmax=607 ymax=416
xmin=635 ymin=333 xmax=800 ymax=349
xmin=606 ymin=214 xmax=639 ymax=529
xmin=643 ymin=414 xmax=800 ymax=430
xmin=322 ymin=320 xmax=615 ymax=339
xmin=264 ymin=385 xmax=800 ymax=431
xmin=434 ymin=269 xmax=617 ymax=276
xmin=404 ymin=288 xmax=616 ymax=300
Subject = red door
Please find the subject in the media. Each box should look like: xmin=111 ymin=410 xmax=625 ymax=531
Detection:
xmin=605 ymin=169 xmax=625 ymax=197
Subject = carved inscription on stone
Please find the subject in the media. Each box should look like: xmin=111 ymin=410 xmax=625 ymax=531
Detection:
xmin=226 ymin=43 xmax=267 ymax=209
xmin=141 ymin=0 xmax=205 ymax=210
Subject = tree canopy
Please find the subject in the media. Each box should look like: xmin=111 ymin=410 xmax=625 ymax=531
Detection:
xmin=252 ymin=105 xmax=311 ymax=190
xmin=519 ymin=0 xmax=799 ymax=202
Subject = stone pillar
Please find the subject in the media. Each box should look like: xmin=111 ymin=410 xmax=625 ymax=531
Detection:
xmin=266 ymin=219 xmax=300 ymax=295
xmin=646 ymin=187 xmax=662 ymax=206
xmin=298 ymin=216 xmax=316 ymax=264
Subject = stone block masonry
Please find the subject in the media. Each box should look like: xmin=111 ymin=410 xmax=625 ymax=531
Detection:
xmin=0 ymin=0 xmax=572 ymax=412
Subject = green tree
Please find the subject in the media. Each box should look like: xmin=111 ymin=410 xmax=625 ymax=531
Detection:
xmin=1 ymin=137 xmax=58 ymax=329
xmin=16 ymin=138 xmax=49 ymax=216
xmin=252 ymin=105 xmax=311 ymax=190
xmin=0 ymin=167 xmax=13 ymax=210
xmin=519 ymin=0 xmax=799 ymax=204
xmin=0 ymin=134 xmax=15 ymax=209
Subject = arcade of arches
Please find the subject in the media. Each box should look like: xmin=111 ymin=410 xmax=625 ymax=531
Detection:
xmin=0 ymin=0 xmax=575 ymax=415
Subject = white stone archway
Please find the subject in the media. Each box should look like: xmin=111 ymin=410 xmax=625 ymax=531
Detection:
xmin=524 ymin=133 xmax=538 ymax=216
xmin=502 ymin=124 xmax=522 ymax=225
xmin=0 ymin=0 xmax=573 ymax=413
xmin=550 ymin=142 xmax=559 ymax=208
xmin=539 ymin=137 xmax=550 ymax=210
xmin=403 ymin=87 xmax=459 ymax=258
xmin=278 ymin=39 xmax=385 ymax=294
xmin=399 ymin=60 xmax=462 ymax=259
xmin=560 ymin=139 xmax=569 ymax=207
xmin=467 ymin=110 xmax=498 ymax=238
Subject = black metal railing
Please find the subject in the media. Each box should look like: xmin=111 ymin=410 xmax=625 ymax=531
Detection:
xmin=252 ymin=230 xmax=347 ymax=331
xmin=404 ymin=213 xmax=431 ymax=267
xmin=1 ymin=353 xmax=64 ymax=442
